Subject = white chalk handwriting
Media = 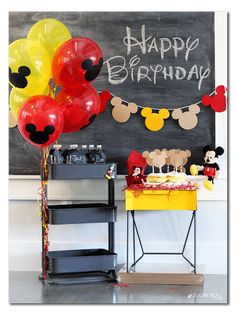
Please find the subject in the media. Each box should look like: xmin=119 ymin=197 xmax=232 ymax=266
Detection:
xmin=104 ymin=25 xmax=210 ymax=90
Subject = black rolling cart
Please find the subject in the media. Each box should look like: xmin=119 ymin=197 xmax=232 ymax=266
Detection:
xmin=40 ymin=163 xmax=118 ymax=284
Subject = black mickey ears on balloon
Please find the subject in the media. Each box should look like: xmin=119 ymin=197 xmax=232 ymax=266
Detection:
xmin=25 ymin=123 xmax=55 ymax=145
xmin=44 ymin=125 xmax=55 ymax=135
xmin=81 ymin=57 xmax=103 ymax=82
xmin=79 ymin=114 xmax=97 ymax=131
xmin=25 ymin=123 xmax=36 ymax=132
xmin=9 ymin=66 xmax=31 ymax=88
xmin=18 ymin=66 xmax=31 ymax=76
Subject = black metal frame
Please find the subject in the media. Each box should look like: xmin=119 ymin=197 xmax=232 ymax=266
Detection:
xmin=108 ymin=178 xmax=115 ymax=253
xmin=126 ymin=210 xmax=197 ymax=274
xmin=40 ymin=170 xmax=117 ymax=284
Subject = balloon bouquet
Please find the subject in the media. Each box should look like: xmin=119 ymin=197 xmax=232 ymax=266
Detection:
xmin=9 ymin=18 xmax=111 ymax=148
xmin=9 ymin=18 xmax=111 ymax=281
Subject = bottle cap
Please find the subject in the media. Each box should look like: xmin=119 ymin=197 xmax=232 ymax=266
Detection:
xmin=69 ymin=144 xmax=78 ymax=149
xmin=82 ymin=145 xmax=87 ymax=149
xmin=89 ymin=145 xmax=95 ymax=149
xmin=97 ymin=145 xmax=102 ymax=149
xmin=53 ymin=144 xmax=62 ymax=149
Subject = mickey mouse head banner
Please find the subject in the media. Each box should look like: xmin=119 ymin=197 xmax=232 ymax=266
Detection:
xmin=108 ymin=85 xmax=227 ymax=131
xmin=201 ymin=85 xmax=227 ymax=112
xmin=111 ymin=97 xmax=138 ymax=123
xmin=172 ymin=104 xmax=200 ymax=130
xmin=141 ymin=108 xmax=170 ymax=131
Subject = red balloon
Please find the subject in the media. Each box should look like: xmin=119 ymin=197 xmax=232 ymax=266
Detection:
xmin=56 ymin=84 xmax=101 ymax=133
xmin=18 ymin=95 xmax=64 ymax=148
xmin=52 ymin=37 xmax=103 ymax=87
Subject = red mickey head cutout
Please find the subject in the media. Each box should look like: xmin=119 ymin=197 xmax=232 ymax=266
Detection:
xmin=99 ymin=90 xmax=112 ymax=113
xmin=55 ymin=84 xmax=101 ymax=133
xmin=201 ymin=85 xmax=227 ymax=112
xmin=18 ymin=96 xmax=64 ymax=148
xmin=52 ymin=37 xmax=103 ymax=88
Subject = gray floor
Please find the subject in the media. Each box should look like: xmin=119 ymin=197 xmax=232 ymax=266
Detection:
xmin=9 ymin=271 xmax=228 ymax=304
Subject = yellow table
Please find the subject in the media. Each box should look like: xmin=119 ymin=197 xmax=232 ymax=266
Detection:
xmin=125 ymin=189 xmax=197 ymax=211
xmin=125 ymin=189 xmax=197 ymax=274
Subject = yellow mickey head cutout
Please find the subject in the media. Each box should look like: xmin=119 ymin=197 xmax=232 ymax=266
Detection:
xmin=172 ymin=104 xmax=200 ymax=130
xmin=141 ymin=107 xmax=170 ymax=131
xmin=111 ymin=97 xmax=138 ymax=123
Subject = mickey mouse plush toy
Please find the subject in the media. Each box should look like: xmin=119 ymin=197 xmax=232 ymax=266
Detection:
xmin=190 ymin=145 xmax=224 ymax=190
xmin=131 ymin=166 xmax=146 ymax=185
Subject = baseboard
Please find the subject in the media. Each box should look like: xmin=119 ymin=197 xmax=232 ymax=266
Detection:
xmin=119 ymin=271 xmax=204 ymax=285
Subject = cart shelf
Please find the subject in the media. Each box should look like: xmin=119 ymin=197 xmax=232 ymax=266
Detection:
xmin=47 ymin=248 xmax=117 ymax=274
xmin=49 ymin=163 xmax=116 ymax=179
xmin=48 ymin=203 xmax=117 ymax=225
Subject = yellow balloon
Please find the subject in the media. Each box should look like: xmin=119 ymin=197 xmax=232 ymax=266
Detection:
xmin=27 ymin=18 xmax=72 ymax=62
xmin=9 ymin=39 xmax=51 ymax=96
xmin=9 ymin=109 xmax=17 ymax=128
xmin=9 ymin=89 xmax=29 ymax=119
xmin=10 ymin=86 xmax=50 ymax=120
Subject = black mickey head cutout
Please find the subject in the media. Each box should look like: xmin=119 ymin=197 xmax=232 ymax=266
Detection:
xmin=89 ymin=114 xmax=97 ymax=124
xmin=9 ymin=66 xmax=31 ymax=88
xmin=81 ymin=57 xmax=103 ymax=82
xmin=25 ymin=123 xmax=55 ymax=144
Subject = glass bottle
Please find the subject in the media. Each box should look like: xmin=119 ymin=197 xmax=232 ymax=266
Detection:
xmin=66 ymin=144 xmax=79 ymax=164
xmin=76 ymin=145 xmax=88 ymax=164
xmin=87 ymin=145 xmax=96 ymax=163
xmin=95 ymin=145 xmax=106 ymax=163
xmin=49 ymin=144 xmax=64 ymax=164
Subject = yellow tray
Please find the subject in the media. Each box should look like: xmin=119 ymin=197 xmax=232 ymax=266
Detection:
xmin=125 ymin=189 xmax=197 ymax=211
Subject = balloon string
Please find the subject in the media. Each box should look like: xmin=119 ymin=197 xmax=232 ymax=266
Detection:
xmin=48 ymin=82 xmax=57 ymax=99
xmin=38 ymin=147 xmax=50 ymax=280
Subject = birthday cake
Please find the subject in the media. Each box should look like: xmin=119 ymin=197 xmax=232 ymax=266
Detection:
xmin=147 ymin=172 xmax=167 ymax=183
xmin=166 ymin=171 xmax=187 ymax=183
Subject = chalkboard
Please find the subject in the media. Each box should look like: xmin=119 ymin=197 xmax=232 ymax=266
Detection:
xmin=9 ymin=11 xmax=215 ymax=175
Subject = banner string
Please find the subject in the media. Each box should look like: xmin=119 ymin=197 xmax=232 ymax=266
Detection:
xmin=106 ymin=91 xmax=215 ymax=111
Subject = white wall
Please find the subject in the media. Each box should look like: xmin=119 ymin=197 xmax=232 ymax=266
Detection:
xmin=8 ymin=12 xmax=228 ymax=275
xmin=9 ymin=176 xmax=227 ymax=274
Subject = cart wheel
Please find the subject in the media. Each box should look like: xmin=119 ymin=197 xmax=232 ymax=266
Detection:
xmin=108 ymin=270 xmax=118 ymax=282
